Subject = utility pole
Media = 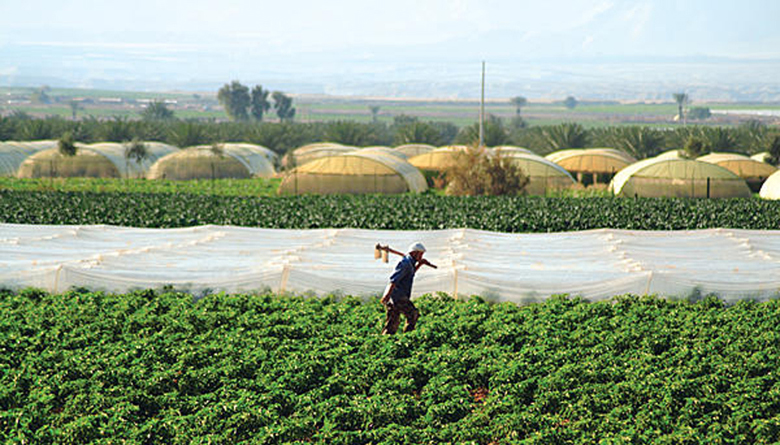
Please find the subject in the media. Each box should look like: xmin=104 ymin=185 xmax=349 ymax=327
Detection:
xmin=479 ymin=61 xmax=485 ymax=148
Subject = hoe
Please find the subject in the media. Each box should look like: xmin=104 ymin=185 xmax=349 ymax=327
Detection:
xmin=374 ymin=244 xmax=438 ymax=269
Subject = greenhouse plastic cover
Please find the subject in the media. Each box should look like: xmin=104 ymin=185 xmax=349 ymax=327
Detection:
xmin=279 ymin=152 xmax=428 ymax=194
xmin=697 ymin=152 xmax=777 ymax=179
xmin=2 ymin=224 xmax=779 ymax=302
xmin=610 ymin=158 xmax=752 ymax=198
xmin=546 ymin=149 xmax=632 ymax=174
xmin=760 ymin=170 xmax=780 ymax=200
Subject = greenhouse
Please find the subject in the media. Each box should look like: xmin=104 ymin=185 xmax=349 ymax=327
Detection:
xmin=355 ymin=146 xmax=408 ymax=160
xmin=610 ymin=157 xmax=752 ymax=198
xmin=697 ymin=152 xmax=777 ymax=192
xmin=759 ymin=170 xmax=780 ymax=200
xmin=585 ymin=148 xmax=637 ymax=164
xmin=17 ymin=142 xmax=177 ymax=179
xmin=279 ymin=151 xmax=427 ymax=195
xmin=393 ymin=143 xmax=435 ymax=158
xmin=282 ymin=143 xmax=355 ymax=168
xmin=655 ymin=149 xmax=685 ymax=160
xmin=491 ymin=146 xmax=535 ymax=156
xmin=147 ymin=144 xmax=275 ymax=180
xmin=12 ymin=140 xmax=59 ymax=151
xmin=751 ymin=152 xmax=772 ymax=164
xmin=213 ymin=143 xmax=278 ymax=163
xmin=503 ymin=153 xmax=576 ymax=195
xmin=0 ymin=141 xmax=54 ymax=176
xmin=545 ymin=148 xmax=634 ymax=183
xmin=408 ymin=145 xmax=469 ymax=172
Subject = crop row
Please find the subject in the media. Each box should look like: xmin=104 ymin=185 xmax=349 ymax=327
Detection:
xmin=0 ymin=177 xmax=281 ymax=197
xmin=1 ymin=289 xmax=779 ymax=444
xmin=1 ymin=190 xmax=780 ymax=231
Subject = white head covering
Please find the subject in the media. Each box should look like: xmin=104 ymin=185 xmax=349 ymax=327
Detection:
xmin=408 ymin=242 xmax=426 ymax=253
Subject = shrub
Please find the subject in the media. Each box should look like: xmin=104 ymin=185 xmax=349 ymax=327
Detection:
xmin=445 ymin=145 xmax=528 ymax=196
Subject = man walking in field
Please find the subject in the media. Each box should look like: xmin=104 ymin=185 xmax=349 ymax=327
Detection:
xmin=380 ymin=242 xmax=427 ymax=335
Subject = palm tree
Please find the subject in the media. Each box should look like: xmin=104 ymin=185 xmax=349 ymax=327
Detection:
xmin=69 ymin=100 xmax=80 ymax=120
xmin=602 ymin=126 xmax=664 ymax=159
xmin=455 ymin=115 xmax=509 ymax=147
xmin=369 ymin=105 xmax=381 ymax=123
xmin=673 ymin=92 xmax=689 ymax=124
xmin=510 ymin=96 xmax=527 ymax=116
xmin=541 ymin=123 xmax=588 ymax=151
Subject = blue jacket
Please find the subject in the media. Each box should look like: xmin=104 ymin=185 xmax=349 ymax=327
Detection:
xmin=388 ymin=254 xmax=416 ymax=302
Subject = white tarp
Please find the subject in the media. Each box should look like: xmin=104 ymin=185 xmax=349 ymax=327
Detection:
xmin=1 ymin=224 xmax=779 ymax=302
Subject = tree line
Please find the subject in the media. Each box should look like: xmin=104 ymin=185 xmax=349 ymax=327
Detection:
xmin=1 ymin=112 xmax=778 ymax=162
xmin=217 ymin=81 xmax=295 ymax=122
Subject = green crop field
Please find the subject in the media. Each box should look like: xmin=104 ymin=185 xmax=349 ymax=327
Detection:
xmin=0 ymin=178 xmax=281 ymax=197
xmin=1 ymin=289 xmax=778 ymax=444
xmin=1 ymin=191 xmax=779 ymax=231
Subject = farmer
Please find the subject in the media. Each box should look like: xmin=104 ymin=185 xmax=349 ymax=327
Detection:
xmin=380 ymin=242 xmax=427 ymax=335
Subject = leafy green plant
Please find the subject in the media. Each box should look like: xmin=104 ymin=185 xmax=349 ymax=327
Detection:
xmin=1 ymin=290 xmax=779 ymax=443
xmin=1 ymin=191 xmax=778 ymax=230
xmin=58 ymin=131 xmax=77 ymax=157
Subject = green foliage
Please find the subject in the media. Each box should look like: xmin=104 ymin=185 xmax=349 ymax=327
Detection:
xmin=445 ymin=146 xmax=529 ymax=196
xmin=705 ymin=127 xmax=736 ymax=152
xmin=391 ymin=116 xmax=457 ymax=147
xmin=455 ymin=115 xmax=509 ymax=147
xmin=140 ymin=100 xmax=175 ymax=121
xmin=68 ymin=100 xmax=80 ymax=120
xmin=510 ymin=96 xmax=527 ymax=115
xmin=563 ymin=95 xmax=578 ymax=109
xmin=683 ymin=136 xmax=710 ymax=159
xmin=594 ymin=126 xmax=664 ymax=159
xmin=369 ymin=105 xmax=381 ymax=122
xmin=30 ymin=85 xmax=51 ymax=104
xmin=541 ymin=122 xmax=589 ymax=150
xmin=248 ymin=122 xmax=323 ymax=157
xmin=673 ymin=92 xmax=689 ymax=121
xmin=217 ymin=81 xmax=251 ymax=121
xmin=735 ymin=120 xmax=770 ymax=155
xmin=767 ymin=136 xmax=780 ymax=166
xmin=324 ymin=121 xmax=389 ymax=146
xmin=0 ymin=116 xmax=14 ymax=140
xmin=58 ymin=131 xmax=77 ymax=157
xmin=688 ymin=106 xmax=712 ymax=120
xmin=168 ymin=121 xmax=214 ymax=148
xmin=250 ymin=85 xmax=271 ymax=121
xmin=392 ymin=119 xmax=446 ymax=146
xmin=1 ymin=290 xmax=779 ymax=443
xmin=0 ymin=177 xmax=281 ymax=197
xmin=100 ymin=117 xmax=133 ymax=142
xmin=1 ymin=192 xmax=779 ymax=230
xmin=272 ymin=91 xmax=296 ymax=122
xmin=0 ymin=115 xmax=775 ymax=163
xmin=19 ymin=119 xmax=56 ymax=140
xmin=124 ymin=139 xmax=147 ymax=167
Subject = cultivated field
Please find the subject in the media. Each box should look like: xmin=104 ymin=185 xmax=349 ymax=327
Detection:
xmin=3 ymin=86 xmax=779 ymax=128
xmin=1 ymin=289 xmax=778 ymax=444
xmin=1 ymin=189 xmax=779 ymax=230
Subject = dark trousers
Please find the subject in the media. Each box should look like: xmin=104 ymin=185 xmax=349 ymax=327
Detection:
xmin=381 ymin=298 xmax=419 ymax=334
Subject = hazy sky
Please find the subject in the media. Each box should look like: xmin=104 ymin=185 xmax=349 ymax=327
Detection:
xmin=3 ymin=0 xmax=779 ymax=57
xmin=2 ymin=0 xmax=780 ymax=97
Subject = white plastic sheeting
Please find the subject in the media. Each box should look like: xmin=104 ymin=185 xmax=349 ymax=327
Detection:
xmin=2 ymin=224 xmax=779 ymax=302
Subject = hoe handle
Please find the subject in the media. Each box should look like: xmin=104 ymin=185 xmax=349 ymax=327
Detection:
xmin=375 ymin=244 xmax=437 ymax=269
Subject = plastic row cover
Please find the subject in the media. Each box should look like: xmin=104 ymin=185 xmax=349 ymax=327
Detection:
xmin=2 ymin=224 xmax=779 ymax=302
